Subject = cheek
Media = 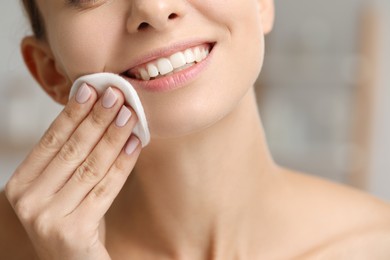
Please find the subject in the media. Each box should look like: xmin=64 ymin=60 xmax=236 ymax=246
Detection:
xmin=194 ymin=0 xmax=265 ymax=78
xmin=46 ymin=10 xmax=122 ymax=80
xmin=229 ymin=0 xmax=265 ymax=76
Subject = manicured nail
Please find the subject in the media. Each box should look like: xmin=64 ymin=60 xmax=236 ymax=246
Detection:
xmin=102 ymin=87 xmax=117 ymax=108
xmin=75 ymin=83 xmax=91 ymax=104
xmin=125 ymin=135 xmax=140 ymax=155
xmin=116 ymin=106 xmax=132 ymax=127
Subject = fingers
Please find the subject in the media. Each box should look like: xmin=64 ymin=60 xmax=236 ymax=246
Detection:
xmin=53 ymin=105 xmax=139 ymax=214
xmin=32 ymin=87 xmax=127 ymax=195
xmin=76 ymin=135 xmax=141 ymax=222
xmin=13 ymin=84 xmax=97 ymax=183
xmin=6 ymin=84 xmax=97 ymax=202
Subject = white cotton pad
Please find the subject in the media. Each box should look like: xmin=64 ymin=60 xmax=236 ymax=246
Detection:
xmin=69 ymin=72 xmax=150 ymax=148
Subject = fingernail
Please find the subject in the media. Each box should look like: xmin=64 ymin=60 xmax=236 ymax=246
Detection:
xmin=102 ymin=87 xmax=117 ymax=108
xmin=125 ymin=135 xmax=140 ymax=155
xmin=76 ymin=83 xmax=91 ymax=104
xmin=116 ymin=106 xmax=132 ymax=127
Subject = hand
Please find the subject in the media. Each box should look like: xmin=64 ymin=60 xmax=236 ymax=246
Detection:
xmin=5 ymin=84 xmax=141 ymax=260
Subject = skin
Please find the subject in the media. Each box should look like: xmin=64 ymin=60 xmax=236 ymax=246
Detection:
xmin=1 ymin=0 xmax=390 ymax=259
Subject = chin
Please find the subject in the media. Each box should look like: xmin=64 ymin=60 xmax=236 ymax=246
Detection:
xmin=142 ymin=95 xmax=232 ymax=140
xmin=144 ymin=89 xmax=251 ymax=141
xmin=144 ymin=108 xmax=219 ymax=140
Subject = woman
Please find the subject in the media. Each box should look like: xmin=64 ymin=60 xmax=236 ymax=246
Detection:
xmin=1 ymin=0 xmax=390 ymax=259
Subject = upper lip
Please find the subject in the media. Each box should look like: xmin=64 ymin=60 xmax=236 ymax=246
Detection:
xmin=120 ymin=39 xmax=215 ymax=75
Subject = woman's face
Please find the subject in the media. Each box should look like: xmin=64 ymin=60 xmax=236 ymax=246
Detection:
xmin=36 ymin=0 xmax=268 ymax=139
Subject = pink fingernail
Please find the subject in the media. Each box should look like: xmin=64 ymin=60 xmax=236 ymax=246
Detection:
xmin=102 ymin=87 xmax=117 ymax=108
xmin=116 ymin=106 xmax=132 ymax=127
xmin=75 ymin=83 xmax=91 ymax=104
xmin=124 ymin=135 xmax=140 ymax=155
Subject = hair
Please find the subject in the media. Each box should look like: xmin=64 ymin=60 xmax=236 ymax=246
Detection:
xmin=21 ymin=0 xmax=45 ymax=39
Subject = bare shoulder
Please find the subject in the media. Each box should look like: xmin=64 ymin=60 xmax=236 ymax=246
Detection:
xmin=0 ymin=189 xmax=39 ymax=259
xmin=277 ymin=167 xmax=390 ymax=258
xmin=297 ymin=224 xmax=390 ymax=259
xmin=281 ymin=166 xmax=390 ymax=223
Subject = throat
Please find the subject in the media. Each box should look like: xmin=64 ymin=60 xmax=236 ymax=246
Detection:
xmin=107 ymin=169 xmax=272 ymax=259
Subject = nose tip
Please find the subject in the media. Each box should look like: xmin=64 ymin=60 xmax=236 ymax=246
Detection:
xmin=127 ymin=1 xmax=183 ymax=33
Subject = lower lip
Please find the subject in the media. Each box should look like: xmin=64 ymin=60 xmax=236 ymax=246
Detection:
xmin=122 ymin=45 xmax=215 ymax=93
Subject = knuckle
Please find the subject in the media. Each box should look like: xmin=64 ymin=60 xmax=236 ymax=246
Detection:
xmin=102 ymin=130 xmax=117 ymax=148
xmin=5 ymin=167 xmax=30 ymax=205
xmin=39 ymin=129 xmax=61 ymax=152
xmin=91 ymin=108 xmax=107 ymax=127
xmin=74 ymin=157 xmax=101 ymax=183
xmin=55 ymin=229 xmax=72 ymax=245
xmin=32 ymin=211 xmax=53 ymax=237
xmin=63 ymin=104 xmax=79 ymax=121
xmin=90 ymin=184 xmax=108 ymax=200
xmin=112 ymin=157 xmax=130 ymax=173
xmin=14 ymin=197 xmax=35 ymax=222
xmin=58 ymin=138 xmax=81 ymax=163
xmin=4 ymin=179 xmax=16 ymax=204
xmin=54 ymin=225 xmax=79 ymax=248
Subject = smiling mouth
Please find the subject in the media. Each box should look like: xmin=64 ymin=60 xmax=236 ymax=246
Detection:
xmin=121 ymin=43 xmax=215 ymax=81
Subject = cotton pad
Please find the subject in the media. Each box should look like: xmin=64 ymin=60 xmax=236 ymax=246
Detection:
xmin=69 ymin=72 xmax=150 ymax=148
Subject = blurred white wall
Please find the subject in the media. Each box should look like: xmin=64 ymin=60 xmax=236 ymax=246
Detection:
xmin=260 ymin=0 xmax=366 ymax=182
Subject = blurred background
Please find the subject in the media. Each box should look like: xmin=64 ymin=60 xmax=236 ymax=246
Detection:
xmin=0 ymin=0 xmax=389 ymax=200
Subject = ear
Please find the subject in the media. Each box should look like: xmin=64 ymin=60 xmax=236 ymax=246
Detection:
xmin=258 ymin=0 xmax=275 ymax=35
xmin=21 ymin=36 xmax=71 ymax=105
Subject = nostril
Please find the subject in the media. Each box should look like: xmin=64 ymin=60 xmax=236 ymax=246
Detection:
xmin=138 ymin=22 xmax=149 ymax=31
xmin=168 ymin=13 xmax=178 ymax=20
xmin=136 ymin=13 xmax=178 ymax=31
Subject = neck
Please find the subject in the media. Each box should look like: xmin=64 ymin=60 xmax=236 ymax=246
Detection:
xmin=108 ymin=87 xmax=283 ymax=258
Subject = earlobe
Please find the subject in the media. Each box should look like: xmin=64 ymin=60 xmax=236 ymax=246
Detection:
xmin=21 ymin=36 xmax=70 ymax=105
xmin=259 ymin=0 xmax=275 ymax=35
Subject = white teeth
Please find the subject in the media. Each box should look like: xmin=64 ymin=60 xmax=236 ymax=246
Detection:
xmin=147 ymin=63 xmax=159 ymax=77
xmin=139 ymin=68 xmax=150 ymax=81
xmin=157 ymin=58 xmax=173 ymax=75
xmin=194 ymin=47 xmax=202 ymax=62
xmin=170 ymin=52 xmax=187 ymax=69
xmin=201 ymin=49 xmax=208 ymax=59
xmin=133 ymin=45 xmax=211 ymax=80
xmin=184 ymin=49 xmax=195 ymax=63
